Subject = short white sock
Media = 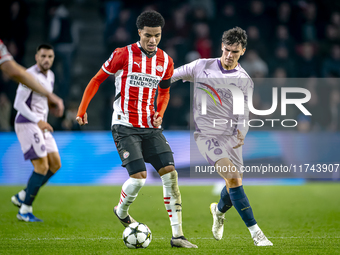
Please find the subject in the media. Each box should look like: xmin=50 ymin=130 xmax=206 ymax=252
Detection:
xmin=18 ymin=190 xmax=26 ymax=201
xmin=216 ymin=207 xmax=224 ymax=215
xmin=172 ymin=224 xmax=183 ymax=238
xmin=161 ymin=171 xmax=184 ymax=238
xmin=20 ymin=204 xmax=32 ymax=214
xmin=248 ymin=223 xmax=261 ymax=238
xmin=117 ymin=178 xmax=145 ymax=219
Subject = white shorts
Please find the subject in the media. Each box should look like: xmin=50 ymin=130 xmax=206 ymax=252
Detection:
xmin=194 ymin=133 xmax=244 ymax=172
xmin=15 ymin=123 xmax=58 ymax=160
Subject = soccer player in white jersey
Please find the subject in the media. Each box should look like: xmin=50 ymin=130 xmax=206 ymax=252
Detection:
xmin=0 ymin=39 xmax=64 ymax=116
xmin=171 ymin=27 xmax=273 ymax=246
xmin=76 ymin=11 xmax=197 ymax=248
xmin=11 ymin=44 xmax=62 ymax=222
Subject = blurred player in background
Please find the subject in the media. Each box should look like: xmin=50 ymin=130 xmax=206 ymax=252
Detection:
xmin=0 ymin=39 xmax=64 ymax=116
xmin=171 ymin=27 xmax=273 ymax=246
xmin=11 ymin=44 xmax=62 ymax=222
xmin=76 ymin=11 xmax=197 ymax=248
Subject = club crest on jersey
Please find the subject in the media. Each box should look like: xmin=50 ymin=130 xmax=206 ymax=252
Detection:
xmin=156 ymin=65 xmax=164 ymax=72
xmin=123 ymin=151 xmax=130 ymax=159
xmin=214 ymin=148 xmax=222 ymax=155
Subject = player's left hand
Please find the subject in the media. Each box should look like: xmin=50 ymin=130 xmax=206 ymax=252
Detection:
xmin=153 ymin=112 xmax=162 ymax=128
xmin=233 ymin=129 xmax=244 ymax=149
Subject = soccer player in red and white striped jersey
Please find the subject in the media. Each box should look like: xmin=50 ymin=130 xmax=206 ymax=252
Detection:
xmin=101 ymin=40 xmax=173 ymax=128
xmin=76 ymin=11 xmax=197 ymax=248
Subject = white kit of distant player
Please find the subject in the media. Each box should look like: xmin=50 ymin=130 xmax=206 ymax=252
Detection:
xmin=14 ymin=64 xmax=58 ymax=159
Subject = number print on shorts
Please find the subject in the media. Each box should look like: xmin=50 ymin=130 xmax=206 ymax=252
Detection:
xmin=33 ymin=133 xmax=40 ymax=143
xmin=212 ymin=138 xmax=220 ymax=147
xmin=206 ymin=140 xmax=213 ymax=151
xmin=206 ymin=139 xmax=220 ymax=151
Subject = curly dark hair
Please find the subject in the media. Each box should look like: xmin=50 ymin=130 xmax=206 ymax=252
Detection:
xmin=222 ymin=27 xmax=247 ymax=49
xmin=136 ymin=11 xmax=165 ymax=29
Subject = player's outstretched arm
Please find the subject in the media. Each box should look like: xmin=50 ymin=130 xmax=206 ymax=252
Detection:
xmin=1 ymin=59 xmax=64 ymax=117
xmin=76 ymin=69 xmax=109 ymax=126
xmin=1 ymin=60 xmax=49 ymax=95
xmin=171 ymin=60 xmax=198 ymax=83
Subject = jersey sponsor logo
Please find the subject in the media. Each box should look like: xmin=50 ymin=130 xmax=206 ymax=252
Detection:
xmin=156 ymin=65 xmax=164 ymax=72
xmin=129 ymin=73 xmax=161 ymax=89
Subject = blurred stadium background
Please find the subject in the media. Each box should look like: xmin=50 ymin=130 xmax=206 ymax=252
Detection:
xmin=0 ymin=0 xmax=339 ymax=185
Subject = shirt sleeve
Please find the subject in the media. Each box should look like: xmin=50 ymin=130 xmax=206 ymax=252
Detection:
xmin=77 ymin=69 xmax=109 ymax=118
xmin=14 ymin=85 xmax=41 ymax=123
xmin=171 ymin=59 xmax=198 ymax=83
xmin=101 ymin=47 xmax=126 ymax=75
xmin=162 ymin=57 xmax=174 ymax=81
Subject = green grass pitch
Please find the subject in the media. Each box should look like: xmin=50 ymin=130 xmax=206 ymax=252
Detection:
xmin=0 ymin=183 xmax=339 ymax=254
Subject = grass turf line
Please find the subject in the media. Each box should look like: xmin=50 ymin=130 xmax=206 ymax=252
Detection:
xmin=0 ymin=184 xmax=339 ymax=254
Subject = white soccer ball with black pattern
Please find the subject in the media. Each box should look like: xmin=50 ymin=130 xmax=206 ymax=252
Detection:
xmin=122 ymin=222 xmax=152 ymax=249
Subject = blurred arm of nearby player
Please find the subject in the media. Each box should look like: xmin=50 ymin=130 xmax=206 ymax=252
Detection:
xmin=76 ymin=69 xmax=109 ymax=125
xmin=0 ymin=59 xmax=64 ymax=117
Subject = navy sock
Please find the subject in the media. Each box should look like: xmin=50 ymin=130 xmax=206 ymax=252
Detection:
xmin=229 ymin=185 xmax=257 ymax=227
xmin=23 ymin=171 xmax=44 ymax=206
xmin=41 ymin=170 xmax=54 ymax=186
xmin=217 ymin=185 xmax=233 ymax=213
xmin=24 ymin=170 xmax=54 ymax=193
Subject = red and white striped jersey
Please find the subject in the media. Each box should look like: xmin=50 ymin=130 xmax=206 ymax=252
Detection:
xmin=0 ymin=40 xmax=13 ymax=65
xmin=102 ymin=42 xmax=174 ymax=128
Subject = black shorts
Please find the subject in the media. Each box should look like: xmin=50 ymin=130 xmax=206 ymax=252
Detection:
xmin=112 ymin=125 xmax=174 ymax=167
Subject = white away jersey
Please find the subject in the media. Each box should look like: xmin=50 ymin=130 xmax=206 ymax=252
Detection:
xmin=172 ymin=58 xmax=253 ymax=136
xmin=14 ymin=64 xmax=55 ymax=123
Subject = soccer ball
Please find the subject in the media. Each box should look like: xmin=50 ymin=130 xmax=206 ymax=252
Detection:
xmin=122 ymin=222 xmax=152 ymax=249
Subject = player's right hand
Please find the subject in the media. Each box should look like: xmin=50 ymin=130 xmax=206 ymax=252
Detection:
xmin=76 ymin=112 xmax=88 ymax=126
xmin=37 ymin=120 xmax=53 ymax=132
